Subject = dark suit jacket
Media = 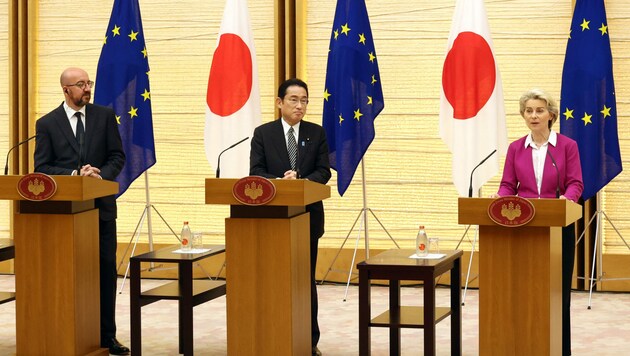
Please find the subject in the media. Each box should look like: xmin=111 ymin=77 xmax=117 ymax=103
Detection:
xmin=250 ymin=118 xmax=331 ymax=238
xmin=34 ymin=102 xmax=125 ymax=220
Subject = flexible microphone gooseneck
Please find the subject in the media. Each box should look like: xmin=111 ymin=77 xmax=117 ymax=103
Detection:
xmin=546 ymin=149 xmax=561 ymax=198
xmin=4 ymin=135 xmax=37 ymax=175
xmin=215 ymin=137 xmax=249 ymax=178
xmin=468 ymin=149 xmax=497 ymax=197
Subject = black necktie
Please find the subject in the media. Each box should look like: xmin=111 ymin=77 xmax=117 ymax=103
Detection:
xmin=287 ymin=127 xmax=297 ymax=171
xmin=75 ymin=112 xmax=84 ymax=141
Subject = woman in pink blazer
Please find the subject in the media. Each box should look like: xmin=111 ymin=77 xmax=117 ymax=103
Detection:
xmin=492 ymin=89 xmax=583 ymax=356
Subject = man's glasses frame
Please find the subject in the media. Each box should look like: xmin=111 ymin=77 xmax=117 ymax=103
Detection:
xmin=65 ymin=80 xmax=94 ymax=90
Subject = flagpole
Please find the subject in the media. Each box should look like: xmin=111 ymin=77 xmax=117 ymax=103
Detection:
xmin=115 ymin=171 xmax=188 ymax=293
xmin=580 ymin=191 xmax=630 ymax=308
xmin=321 ymin=158 xmax=401 ymax=301
xmin=361 ymin=160 xmax=369 ymax=258
xmin=145 ymin=172 xmax=155 ymax=254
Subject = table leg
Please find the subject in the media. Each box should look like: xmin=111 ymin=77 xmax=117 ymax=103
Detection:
xmin=130 ymin=259 xmax=142 ymax=356
xmin=389 ymin=279 xmax=401 ymax=355
xmin=179 ymin=262 xmax=194 ymax=356
xmin=358 ymin=270 xmax=371 ymax=356
xmin=424 ymin=276 xmax=436 ymax=356
xmin=451 ymin=257 xmax=462 ymax=355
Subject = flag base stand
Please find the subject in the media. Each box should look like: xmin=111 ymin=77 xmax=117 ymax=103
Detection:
xmin=455 ymin=224 xmax=479 ymax=306
xmin=577 ymin=192 xmax=630 ymax=309
xmin=319 ymin=159 xmax=400 ymax=301
xmin=116 ymin=172 xmax=213 ymax=294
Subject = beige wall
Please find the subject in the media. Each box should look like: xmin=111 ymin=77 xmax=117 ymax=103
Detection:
xmin=0 ymin=0 xmax=629 ymax=257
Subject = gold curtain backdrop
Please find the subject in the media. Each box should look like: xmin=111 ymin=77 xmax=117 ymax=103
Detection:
xmin=0 ymin=0 xmax=629 ymax=258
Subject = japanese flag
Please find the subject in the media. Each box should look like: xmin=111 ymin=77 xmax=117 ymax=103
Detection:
xmin=439 ymin=0 xmax=507 ymax=197
xmin=205 ymin=0 xmax=261 ymax=177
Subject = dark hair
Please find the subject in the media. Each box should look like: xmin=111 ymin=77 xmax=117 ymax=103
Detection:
xmin=277 ymin=78 xmax=308 ymax=98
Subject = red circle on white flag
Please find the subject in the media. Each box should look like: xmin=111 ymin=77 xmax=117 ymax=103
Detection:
xmin=442 ymin=32 xmax=496 ymax=120
xmin=207 ymin=33 xmax=253 ymax=117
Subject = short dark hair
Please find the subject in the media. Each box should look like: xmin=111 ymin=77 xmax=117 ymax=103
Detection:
xmin=278 ymin=78 xmax=308 ymax=98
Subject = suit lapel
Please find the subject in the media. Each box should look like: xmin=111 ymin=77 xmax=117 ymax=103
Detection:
xmin=272 ymin=119 xmax=292 ymax=169
xmin=296 ymin=122 xmax=311 ymax=172
xmin=84 ymin=104 xmax=97 ymax=159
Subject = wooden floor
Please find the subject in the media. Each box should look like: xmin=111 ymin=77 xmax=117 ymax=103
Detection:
xmin=0 ymin=275 xmax=629 ymax=355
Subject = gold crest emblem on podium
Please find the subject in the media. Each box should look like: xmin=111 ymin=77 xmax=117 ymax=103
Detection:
xmin=232 ymin=176 xmax=276 ymax=205
xmin=488 ymin=196 xmax=535 ymax=227
xmin=17 ymin=173 xmax=57 ymax=201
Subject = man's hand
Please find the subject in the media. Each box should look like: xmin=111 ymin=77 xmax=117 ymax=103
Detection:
xmin=80 ymin=164 xmax=102 ymax=179
xmin=282 ymin=170 xmax=297 ymax=179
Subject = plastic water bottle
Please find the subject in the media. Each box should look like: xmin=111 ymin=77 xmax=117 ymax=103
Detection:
xmin=181 ymin=221 xmax=192 ymax=251
xmin=416 ymin=225 xmax=428 ymax=257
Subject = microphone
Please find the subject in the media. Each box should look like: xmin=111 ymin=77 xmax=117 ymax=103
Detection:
xmin=77 ymin=133 xmax=85 ymax=174
xmin=468 ymin=149 xmax=497 ymax=197
xmin=546 ymin=149 xmax=561 ymax=198
xmin=216 ymin=137 xmax=249 ymax=178
xmin=4 ymin=135 xmax=37 ymax=175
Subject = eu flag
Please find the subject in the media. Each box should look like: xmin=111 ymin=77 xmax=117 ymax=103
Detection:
xmin=95 ymin=0 xmax=156 ymax=197
xmin=323 ymin=0 xmax=384 ymax=196
xmin=560 ymin=0 xmax=622 ymax=200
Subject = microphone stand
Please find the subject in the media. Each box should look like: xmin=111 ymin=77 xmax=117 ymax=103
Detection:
xmin=216 ymin=137 xmax=249 ymax=178
xmin=546 ymin=150 xmax=561 ymax=198
xmin=4 ymin=135 xmax=37 ymax=175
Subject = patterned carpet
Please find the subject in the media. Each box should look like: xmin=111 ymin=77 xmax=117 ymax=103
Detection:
xmin=0 ymin=275 xmax=629 ymax=355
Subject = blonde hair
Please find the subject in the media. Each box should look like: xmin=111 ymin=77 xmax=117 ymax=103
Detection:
xmin=519 ymin=88 xmax=559 ymax=129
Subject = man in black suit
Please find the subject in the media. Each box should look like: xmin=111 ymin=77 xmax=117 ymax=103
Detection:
xmin=250 ymin=78 xmax=331 ymax=356
xmin=34 ymin=67 xmax=129 ymax=355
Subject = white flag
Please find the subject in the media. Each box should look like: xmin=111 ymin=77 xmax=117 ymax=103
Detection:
xmin=439 ymin=0 xmax=507 ymax=197
xmin=205 ymin=0 xmax=261 ymax=178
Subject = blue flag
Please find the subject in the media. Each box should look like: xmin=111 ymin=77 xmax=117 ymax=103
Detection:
xmin=95 ymin=0 xmax=156 ymax=197
xmin=560 ymin=0 xmax=622 ymax=200
xmin=323 ymin=0 xmax=384 ymax=196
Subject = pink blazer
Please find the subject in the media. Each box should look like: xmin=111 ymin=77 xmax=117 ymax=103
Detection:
xmin=498 ymin=133 xmax=583 ymax=202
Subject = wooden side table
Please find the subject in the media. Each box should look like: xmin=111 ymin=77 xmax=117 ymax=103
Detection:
xmin=130 ymin=244 xmax=227 ymax=356
xmin=358 ymin=249 xmax=463 ymax=356
xmin=0 ymin=239 xmax=15 ymax=305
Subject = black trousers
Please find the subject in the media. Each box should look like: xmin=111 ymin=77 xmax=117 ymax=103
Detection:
xmin=310 ymin=236 xmax=320 ymax=348
xmin=99 ymin=219 xmax=119 ymax=346
xmin=562 ymin=224 xmax=575 ymax=356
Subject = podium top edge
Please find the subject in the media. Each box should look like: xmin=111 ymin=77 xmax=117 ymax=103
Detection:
xmin=0 ymin=175 xmax=118 ymax=201
xmin=205 ymin=177 xmax=330 ymax=206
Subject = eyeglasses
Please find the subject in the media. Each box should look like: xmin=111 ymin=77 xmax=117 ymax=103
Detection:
xmin=285 ymin=97 xmax=309 ymax=106
xmin=65 ymin=80 xmax=94 ymax=90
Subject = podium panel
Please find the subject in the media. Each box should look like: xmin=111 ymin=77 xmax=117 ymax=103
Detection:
xmin=0 ymin=175 xmax=116 ymax=356
xmin=458 ymin=197 xmax=581 ymax=356
xmin=479 ymin=225 xmax=562 ymax=355
xmin=15 ymin=210 xmax=103 ymax=355
xmin=226 ymin=214 xmax=311 ymax=355
xmin=206 ymin=178 xmax=330 ymax=355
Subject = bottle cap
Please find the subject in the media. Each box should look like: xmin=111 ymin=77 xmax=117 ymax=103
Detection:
xmin=418 ymin=225 xmax=425 ymax=229
xmin=184 ymin=221 xmax=189 ymax=224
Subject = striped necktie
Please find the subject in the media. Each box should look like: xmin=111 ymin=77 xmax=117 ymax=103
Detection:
xmin=287 ymin=126 xmax=297 ymax=171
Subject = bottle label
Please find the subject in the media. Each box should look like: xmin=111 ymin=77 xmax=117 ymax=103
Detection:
xmin=182 ymin=238 xmax=189 ymax=246
xmin=418 ymin=243 xmax=426 ymax=251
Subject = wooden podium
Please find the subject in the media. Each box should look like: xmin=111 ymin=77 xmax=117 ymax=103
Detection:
xmin=458 ymin=197 xmax=582 ymax=355
xmin=205 ymin=178 xmax=330 ymax=355
xmin=0 ymin=175 xmax=117 ymax=356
